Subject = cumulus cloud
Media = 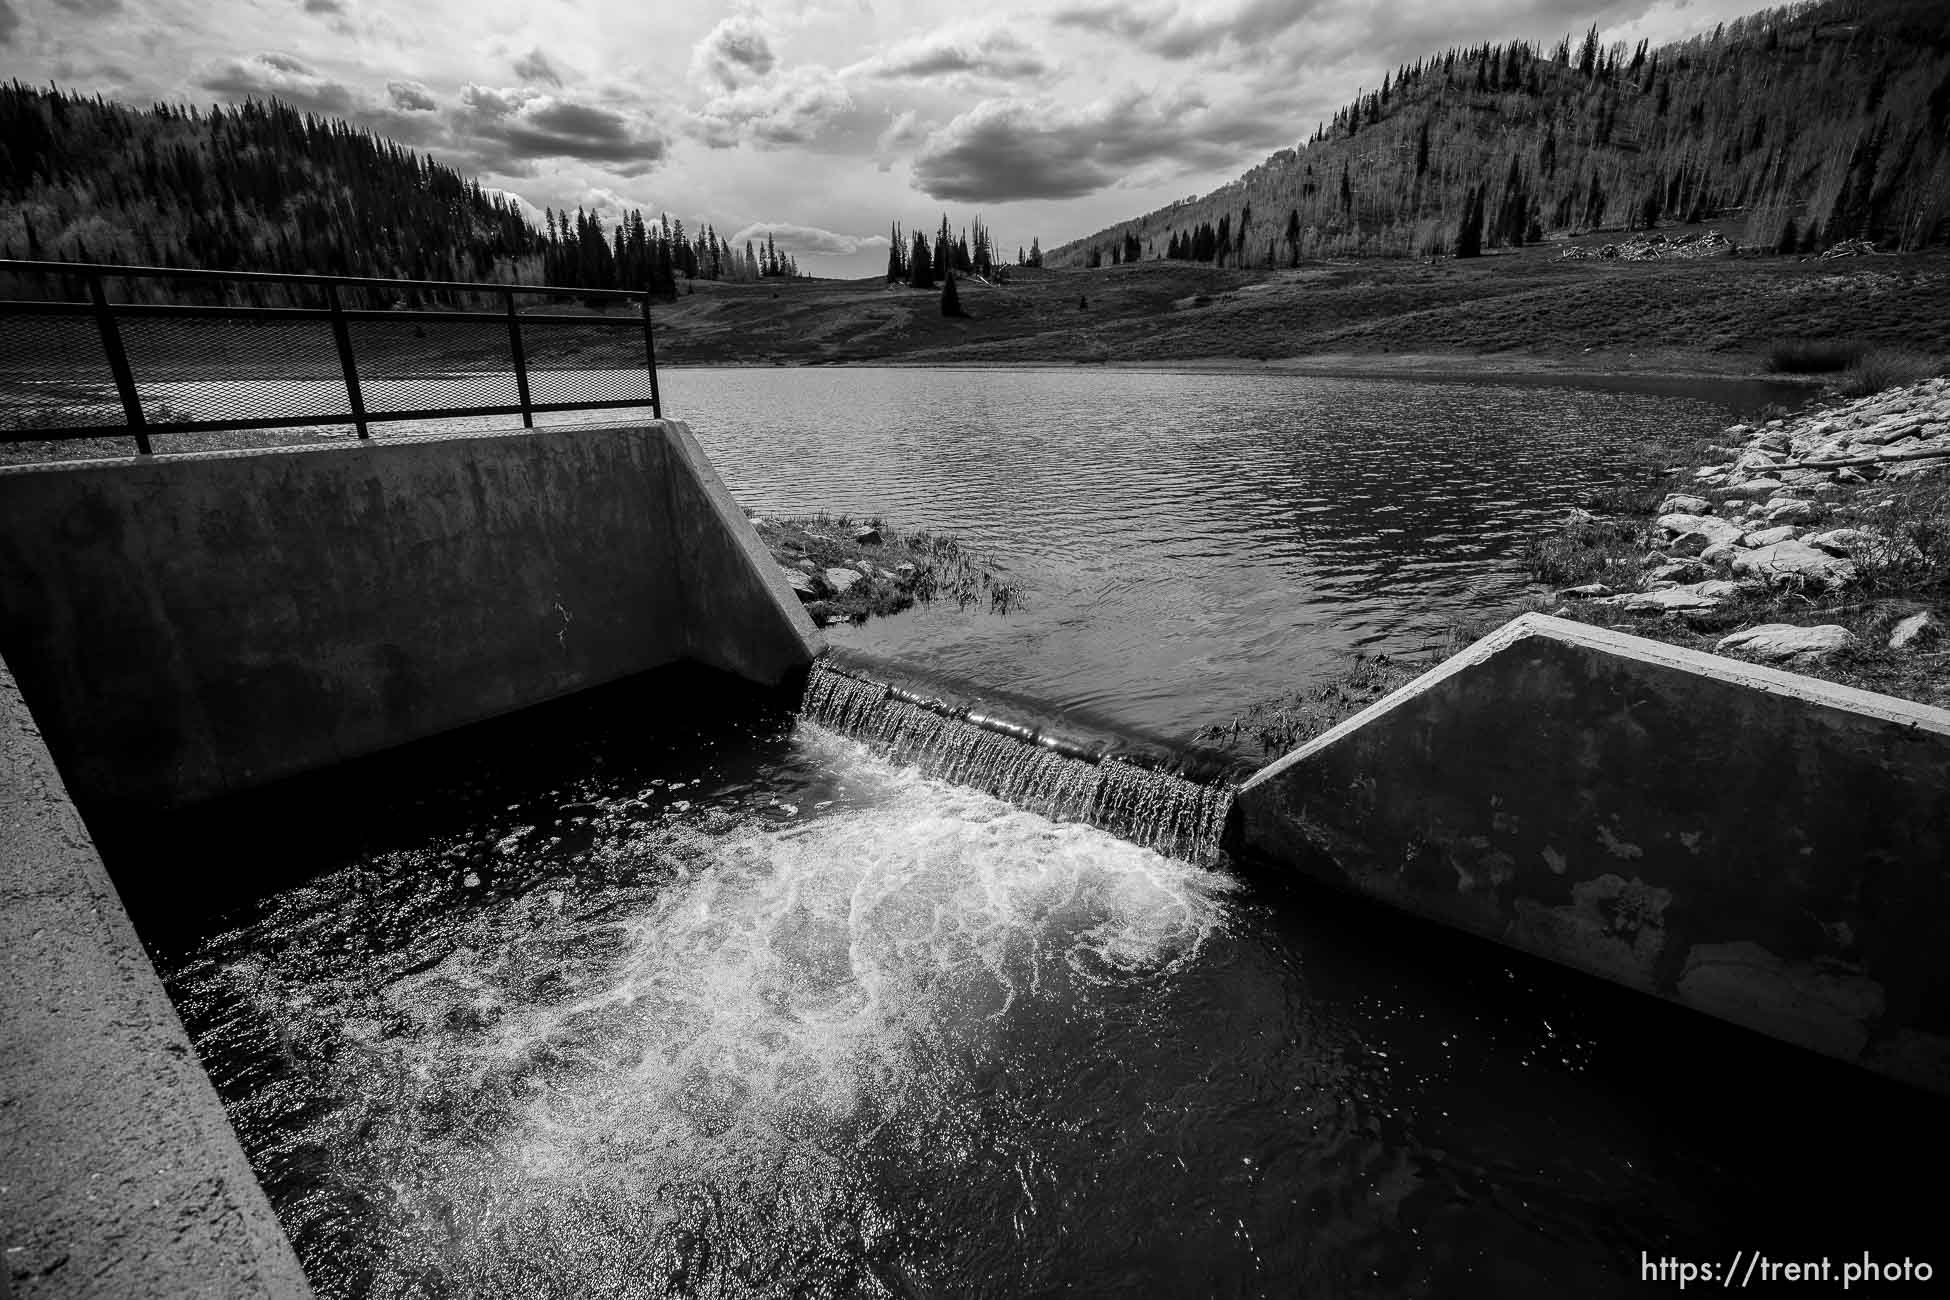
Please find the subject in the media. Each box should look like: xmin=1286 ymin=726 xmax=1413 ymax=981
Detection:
xmin=874 ymin=107 xmax=928 ymax=169
xmin=911 ymin=89 xmax=1284 ymax=201
xmin=387 ymin=79 xmax=437 ymax=111
xmin=479 ymin=185 xmax=543 ymax=225
xmin=856 ymin=27 xmax=1054 ymax=80
xmin=690 ymin=14 xmax=778 ymax=89
xmin=1052 ymin=0 xmax=1658 ymax=67
xmin=727 ymin=222 xmax=890 ymax=257
xmin=691 ymin=65 xmax=852 ymax=148
xmin=1050 ymin=0 xmax=1320 ymax=59
xmin=513 ymin=47 xmax=565 ymax=88
xmin=200 ymin=51 xmax=358 ymax=115
xmin=456 ymin=84 xmax=668 ymax=176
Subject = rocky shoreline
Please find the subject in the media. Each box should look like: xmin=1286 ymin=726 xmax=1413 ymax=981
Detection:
xmin=755 ymin=513 xmax=1019 ymax=626
xmin=1547 ymin=376 xmax=1948 ymax=695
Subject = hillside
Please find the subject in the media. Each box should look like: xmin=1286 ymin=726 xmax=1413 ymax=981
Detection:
xmin=1048 ymin=0 xmax=1950 ymax=268
xmin=0 ymin=84 xmax=781 ymax=302
xmin=644 ymin=235 xmax=1950 ymax=375
xmin=0 ymin=84 xmax=544 ymax=289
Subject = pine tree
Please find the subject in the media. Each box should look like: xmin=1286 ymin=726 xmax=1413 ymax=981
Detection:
xmin=1456 ymin=185 xmax=1485 ymax=256
xmin=910 ymin=230 xmax=933 ymax=288
xmin=941 ymin=270 xmax=964 ymax=317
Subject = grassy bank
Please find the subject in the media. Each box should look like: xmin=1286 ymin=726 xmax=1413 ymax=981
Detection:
xmin=649 ymin=233 xmax=1950 ymax=376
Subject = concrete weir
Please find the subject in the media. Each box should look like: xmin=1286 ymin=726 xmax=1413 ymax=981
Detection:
xmin=0 ymin=420 xmax=822 ymax=814
xmin=1228 ymin=613 xmax=1950 ymax=1095
xmin=0 ymin=421 xmax=820 ymax=1298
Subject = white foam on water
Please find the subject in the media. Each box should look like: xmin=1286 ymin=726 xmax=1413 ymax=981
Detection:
xmin=222 ymin=725 xmax=1237 ymax=1296
xmin=498 ymin=726 xmax=1231 ymax=1174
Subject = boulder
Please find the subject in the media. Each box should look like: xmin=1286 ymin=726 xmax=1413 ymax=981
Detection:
xmin=1656 ymin=513 xmax=1743 ymax=547
xmin=1720 ymin=477 xmax=1785 ymax=500
xmin=823 ymin=566 xmax=865 ymax=595
xmin=1557 ymin=583 xmax=1613 ymax=600
xmin=1730 ymin=541 xmax=1857 ymax=588
xmin=853 ymin=525 xmax=883 ymax=545
xmin=1606 ymin=586 xmax=1724 ymax=614
xmin=1656 ymin=494 xmax=1712 ymax=516
xmin=1714 ymin=623 xmax=1857 ymax=663
xmin=1646 ymin=559 xmax=1712 ymax=587
xmin=1889 ymin=611 xmax=1941 ymax=651
xmin=1762 ymin=497 xmax=1823 ymax=526
xmin=782 ymin=568 xmax=821 ymax=601
xmin=893 ymin=562 xmax=919 ymax=585
xmin=1801 ymin=527 xmax=1877 ymax=556
xmin=1741 ymin=525 xmax=1801 ymax=548
xmin=1699 ymin=541 xmax=1745 ymax=565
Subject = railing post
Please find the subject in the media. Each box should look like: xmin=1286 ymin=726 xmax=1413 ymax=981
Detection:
xmin=327 ymin=284 xmax=369 ymax=440
xmin=506 ymin=289 xmax=533 ymax=428
xmin=89 ymin=274 xmax=149 ymax=455
xmin=641 ymin=292 xmax=662 ymax=420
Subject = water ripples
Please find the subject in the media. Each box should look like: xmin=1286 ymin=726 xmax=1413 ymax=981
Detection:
xmin=663 ymin=367 xmax=1752 ymax=738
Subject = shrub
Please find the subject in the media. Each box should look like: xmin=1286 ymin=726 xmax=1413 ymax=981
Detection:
xmin=1763 ymin=339 xmax=1867 ymax=374
xmin=1837 ymin=349 xmax=1939 ymax=398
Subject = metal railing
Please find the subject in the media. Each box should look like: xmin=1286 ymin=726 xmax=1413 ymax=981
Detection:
xmin=0 ymin=260 xmax=663 ymax=454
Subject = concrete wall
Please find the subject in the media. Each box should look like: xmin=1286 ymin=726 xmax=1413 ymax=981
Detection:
xmin=1229 ymin=613 xmax=1950 ymax=1094
xmin=1 ymin=653 xmax=313 ymax=1299
xmin=0 ymin=420 xmax=820 ymax=814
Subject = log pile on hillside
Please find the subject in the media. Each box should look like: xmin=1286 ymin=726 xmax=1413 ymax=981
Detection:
xmin=1556 ymin=231 xmax=1734 ymax=262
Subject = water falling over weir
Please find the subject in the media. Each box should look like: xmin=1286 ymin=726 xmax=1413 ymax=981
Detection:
xmin=798 ymin=660 xmax=1233 ymax=865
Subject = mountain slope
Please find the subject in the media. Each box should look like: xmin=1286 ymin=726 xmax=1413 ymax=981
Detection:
xmin=0 ymin=83 xmax=545 ymax=286
xmin=1049 ymin=0 xmax=1950 ymax=268
xmin=0 ymin=83 xmax=777 ymax=300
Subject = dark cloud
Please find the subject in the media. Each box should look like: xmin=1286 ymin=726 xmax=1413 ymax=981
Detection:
xmin=48 ymin=0 xmax=122 ymax=13
xmin=513 ymin=48 xmax=564 ymax=88
xmin=200 ymin=51 xmax=357 ymax=115
xmin=457 ymin=85 xmax=667 ymax=177
xmin=387 ymin=79 xmax=437 ymax=111
xmin=301 ymin=0 xmax=345 ymax=14
xmin=691 ymin=15 xmax=777 ymax=89
xmin=862 ymin=29 xmax=1053 ymax=80
xmin=0 ymin=0 xmax=18 ymax=46
xmin=911 ymin=91 xmax=1285 ymax=202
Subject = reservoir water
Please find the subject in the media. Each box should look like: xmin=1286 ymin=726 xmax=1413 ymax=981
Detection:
xmin=661 ymin=366 xmax=1795 ymax=738
xmin=121 ymin=368 xmax=1940 ymax=1300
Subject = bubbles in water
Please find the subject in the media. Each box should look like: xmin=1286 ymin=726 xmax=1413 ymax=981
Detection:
xmin=183 ymin=730 xmax=1235 ymax=1298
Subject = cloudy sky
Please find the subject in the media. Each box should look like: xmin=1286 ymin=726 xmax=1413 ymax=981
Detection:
xmin=3 ymin=0 xmax=1766 ymax=276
